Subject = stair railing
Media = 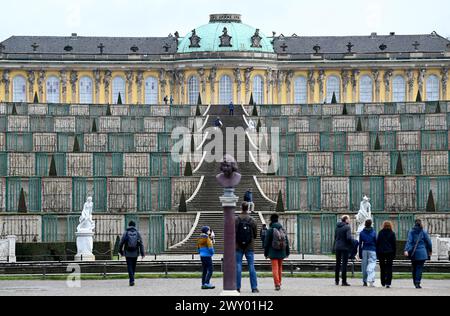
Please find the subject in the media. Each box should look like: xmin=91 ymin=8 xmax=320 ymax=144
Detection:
xmin=253 ymin=176 xmax=277 ymax=205
xmin=186 ymin=176 xmax=205 ymax=203
xmin=168 ymin=212 xmax=201 ymax=250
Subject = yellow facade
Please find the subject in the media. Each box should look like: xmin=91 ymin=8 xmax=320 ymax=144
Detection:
xmin=0 ymin=67 xmax=448 ymax=105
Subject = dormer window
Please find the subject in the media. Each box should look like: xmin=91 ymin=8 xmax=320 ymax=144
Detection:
xmin=64 ymin=45 xmax=73 ymax=52
xmin=130 ymin=45 xmax=139 ymax=53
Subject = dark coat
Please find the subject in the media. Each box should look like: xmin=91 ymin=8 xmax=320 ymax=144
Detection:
xmin=235 ymin=214 xmax=257 ymax=252
xmin=376 ymin=229 xmax=397 ymax=256
xmin=405 ymin=226 xmax=432 ymax=262
xmin=334 ymin=222 xmax=353 ymax=252
xmin=244 ymin=191 xmax=253 ymax=203
xmin=264 ymin=222 xmax=290 ymax=259
xmin=119 ymin=227 xmax=145 ymax=258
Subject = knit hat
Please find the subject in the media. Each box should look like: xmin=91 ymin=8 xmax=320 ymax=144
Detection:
xmin=201 ymin=226 xmax=210 ymax=234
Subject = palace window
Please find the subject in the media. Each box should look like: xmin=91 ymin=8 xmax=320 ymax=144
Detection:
xmin=426 ymin=75 xmax=440 ymax=101
xmin=79 ymin=76 xmax=93 ymax=104
xmin=359 ymin=75 xmax=373 ymax=103
xmin=253 ymin=75 xmax=264 ymax=105
xmin=294 ymin=76 xmax=307 ymax=104
xmin=46 ymin=76 xmax=60 ymax=103
xmin=219 ymin=75 xmax=233 ymax=104
xmin=112 ymin=76 xmax=126 ymax=104
xmin=392 ymin=76 xmax=406 ymax=102
xmin=326 ymin=75 xmax=341 ymax=103
xmin=188 ymin=76 xmax=200 ymax=105
xmin=145 ymin=77 xmax=159 ymax=105
xmin=12 ymin=76 xmax=27 ymax=102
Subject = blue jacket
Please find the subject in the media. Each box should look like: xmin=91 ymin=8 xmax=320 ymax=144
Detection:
xmin=197 ymin=234 xmax=215 ymax=258
xmin=244 ymin=191 xmax=253 ymax=203
xmin=229 ymin=103 xmax=234 ymax=110
xmin=405 ymin=226 xmax=432 ymax=261
xmin=359 ymin=227 xmax=377 ymax=256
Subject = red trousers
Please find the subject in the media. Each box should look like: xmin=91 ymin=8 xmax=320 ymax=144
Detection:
xmin=271 ymin=259 xmax=284 ymax=286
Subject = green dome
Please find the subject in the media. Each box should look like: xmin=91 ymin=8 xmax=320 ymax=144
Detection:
xmin=178 ymin=14 xmax=274 ymax=54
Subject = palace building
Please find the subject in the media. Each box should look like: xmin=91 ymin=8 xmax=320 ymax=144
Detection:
xmin=1 ymin=13 xmax=449 ymax=106
xmin=1 ymin=14 xmax=450 ymax=256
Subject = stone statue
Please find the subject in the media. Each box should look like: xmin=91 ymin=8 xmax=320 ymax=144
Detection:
xmin=216 ymin=155 xmax=242 ymax=188
xmin=77 ymin=197 xmax=95 ymax=233
xmin=189 ymin=29 xmax=201 ymax=48
xmin=356 ymin=196 xmax=372 ymax=236
xmin=251 ymin=29 xmax=262 ymax=48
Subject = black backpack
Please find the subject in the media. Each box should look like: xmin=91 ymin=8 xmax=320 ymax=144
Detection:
xmin=237 ymin=218 xmax=253 ymax=249
xmin=126 ymin=230 xmax=139 ymax=250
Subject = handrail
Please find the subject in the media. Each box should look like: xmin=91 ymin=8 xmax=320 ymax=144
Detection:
xmin=253 ymin=176 xmax=277 ymax=205
xmin=192 ymin=151 xmax=207 ymax=174
xmin=169 ymin=212 xmax=201 ymax=250
xmin=186 ymin=176 xmax=204 ymax=203
xmin=241 ymin=104 xmax=250 ymax=117
xmin=246 ymin=131 xmax=259 ymax=150
xmin=195 ymin=131 xmax=209 ymax=151
xmin=198 ymin=115 xmax=210 ymax=132
xmin=203 ymin=104 xmax=211 ymax=117
xmin=249 ymin=151 xmax=264 ymax=173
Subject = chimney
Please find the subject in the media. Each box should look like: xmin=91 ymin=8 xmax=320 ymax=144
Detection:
xmin=390 ymin=32 xmax=396 ymax=36
xmin=370 ymin=32 xmax=377 ymax=38
xmin=71 ymin=33 xmax=78 ymax=37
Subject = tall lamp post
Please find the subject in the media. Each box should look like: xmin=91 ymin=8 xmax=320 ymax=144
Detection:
xmin=216 ymin=155 xmax=241 ymax=296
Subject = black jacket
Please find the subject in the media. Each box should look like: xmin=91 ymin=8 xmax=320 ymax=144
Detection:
xmin=119 ymin=227 xmax=145 ymax=258
xmin=334 ymin=222 xmax=353 ymax=252
xmin=376 ymin=229 xmax=397 ymax=256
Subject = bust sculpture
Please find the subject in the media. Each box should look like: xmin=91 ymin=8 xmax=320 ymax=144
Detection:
xmin=356 ymin=196 xmax=372 ymax=235
xmin=216 ymin=155 xmax=242 ymax=188
xmin=77 ymin=197 xmax=95 ymax=233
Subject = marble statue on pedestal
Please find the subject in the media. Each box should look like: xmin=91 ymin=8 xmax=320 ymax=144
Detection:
xmin=356 ymin=196 xmax=372 ymax=237
xmin=76 ymin=197 xmax=96 ymax=261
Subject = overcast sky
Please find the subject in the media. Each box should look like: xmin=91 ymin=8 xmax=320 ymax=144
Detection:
xmin=2 ymin=0 xmax=449 ymax=41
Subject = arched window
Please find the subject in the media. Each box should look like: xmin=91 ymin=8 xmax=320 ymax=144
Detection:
xmin=253 ymin=75 xmax=264 ymax=105
xmin=219 ymin=75 xmax=233 ymax=104
xmin=12 ymin=76 xmax=27 ymax=102
xmin=145 ymin=77 xmax=159 ymax=104
xmin=79 ymin=76 xmax=93 ymax=104
xmin=46 ymin=76 xmax=60 ymax=103
xmin=326 ymin=75 xmax=341 ymax=103
xmin=294 ymin=77 xmax=307 ymax=104
xmin=359 ymin=75 xmax=373 ymax=103
xmin=188 ymin=76 xmax=200 ymax=105
xmin=112 ymin=76 xmax=126 ymax=104
xmin=426 ymin=75 xmax=440 ymax=101
xmin=392 ymin=76 xmax=406 ymax=102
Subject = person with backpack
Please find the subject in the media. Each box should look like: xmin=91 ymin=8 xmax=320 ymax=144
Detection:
xmin=119 ymin=221 xmax=145 ymax=287
xmin=264 ymin=214 xmax=290 ymax=291
xmin=197 ymin=226 xmax=215 ymax=290
xmin=359 ymin=219 xmax=377 ymax=287
xmin=235 ymin=202 xmax=259 ymax=293
xmin=404 ymin=219 xmax=433 ymax=289
xmin=334 ymin=215 xmax=353 ymax=287
xmin=244 ymin=189 xmax=255 ymax=214
xmin=377 ymin=221 xmax=397 ymax=288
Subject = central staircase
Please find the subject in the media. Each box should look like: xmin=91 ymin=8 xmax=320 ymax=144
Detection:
xmin=166 ymin=105 xmax=274 ymax=254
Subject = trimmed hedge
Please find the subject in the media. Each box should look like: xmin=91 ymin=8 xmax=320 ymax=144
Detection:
xmin=16 ymin=242 xmax=112 ymax=262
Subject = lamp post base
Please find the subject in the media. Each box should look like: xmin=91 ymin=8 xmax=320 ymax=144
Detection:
xmin=220 ymin=290 xmax=241 ymax=297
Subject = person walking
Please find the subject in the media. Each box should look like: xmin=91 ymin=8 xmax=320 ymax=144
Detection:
xmin=163 ymin=96 xmax=168 ymax=105
xmin=264 ymin=214 xmax=290 ymax=291
xmin=260 ymin=224 xmax=268 ymax=248
xmin=359 ymin=219 xmax=377 ymax=287
xmin=197 ymin=226 xmax=215 ymax=290
xmin=235 ymin=202 xmax=259 ymax=293
xmin=229 ymin=102 xmax=235 ymax=116
xmin=334 ymin=215 xmax=353 ymax=286
xmin=170 ymin=95 xmax=174 ymax=106
xmin=377 ymin=221 xmax=397 ymax=288
xmin=214 ymin=117 xmax=223 ymax=131
xmin=404 ymin=219 xmax=433 ymax=289
xmin=119 ymin=221 xmax=145 ymax=287
xmin=244 ymin=188 xmax=255 ymax=214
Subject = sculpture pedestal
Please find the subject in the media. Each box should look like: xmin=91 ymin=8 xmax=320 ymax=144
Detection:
xmin=75 ymin=231 xmax=96 ymax=262
xmin=220 ymin=188 xmax=240 ymax=297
